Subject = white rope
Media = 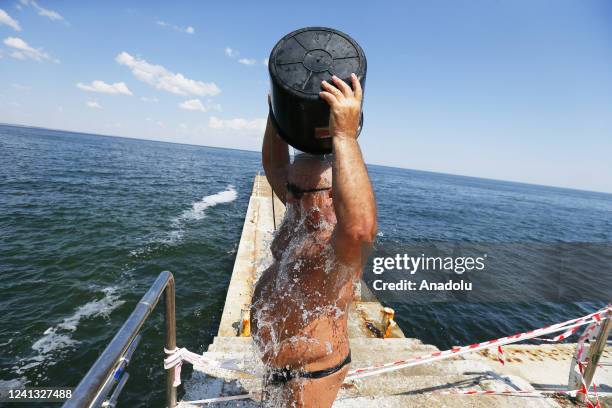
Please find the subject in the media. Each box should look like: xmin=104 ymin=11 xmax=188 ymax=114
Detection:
xmin=164 ymin=347 xmax=256 ymax=387
xmin=177 ymin=393 xmax=260 ymax=406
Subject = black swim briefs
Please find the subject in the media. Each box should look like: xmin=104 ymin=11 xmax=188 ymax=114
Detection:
xmin=267 ymin=351 xmax=352 ymax=385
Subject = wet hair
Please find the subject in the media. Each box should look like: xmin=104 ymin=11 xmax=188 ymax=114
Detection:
xmin=289 ymin=152 xmax=333 ymax=191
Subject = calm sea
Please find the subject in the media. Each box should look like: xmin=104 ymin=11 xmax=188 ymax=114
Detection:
xmin=1 ymin=124 xmax=611 ymax=406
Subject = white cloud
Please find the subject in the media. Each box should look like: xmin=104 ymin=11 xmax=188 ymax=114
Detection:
xmin=10 ymin=51 xmax=25 ymax=60
xmin=208 ymin=116 xmax=266 ymax=132
xmin=116 ymin=51 xmax=220 ymax=97
xmin=140 ymin=96 xmax=159 ymax=103
xmin=225 ymin=47 xmax=259 ymax=66
xmin=157 ymin=20 xmax=195 ymax=34
xmin=85 ymin=101 xmax=102 ymax=109
xmin=35 ymin=6 xmax=62 ymax=21
xmin=0 ymin=8 xmax=21 ymax=31
xmin=76 ymin=80 xmax=133 ymax=96
xmin=179 ymin=99 xmax=206 ymax=112
xmin=12 ymin=83 xmax=30 ymax=91
xmin=238 ymin=58 xmax=256 ymax=66
xmin=263 ymin=58 xmax=269 ymax=66
xmin=20 ymin=0 xmax=64 ymax=22
xmin=179 ymin=98 xmax=221 ymax=113
xmin=3 ymin=37 xmax=56 ymax=62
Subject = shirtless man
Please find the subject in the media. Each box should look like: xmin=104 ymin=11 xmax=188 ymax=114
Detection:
xmin=251 ymin=74 xmax=377 ymax=407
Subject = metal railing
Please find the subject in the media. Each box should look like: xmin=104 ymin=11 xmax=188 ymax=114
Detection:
xmin=63 ymin=271 xmax=177 ymax=408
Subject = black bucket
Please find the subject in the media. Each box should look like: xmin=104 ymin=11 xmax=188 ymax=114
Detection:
xmin=268 ymin=27 xmax=367 ymax=155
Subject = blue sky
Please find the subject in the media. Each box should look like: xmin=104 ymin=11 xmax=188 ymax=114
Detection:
xmin=1 ymin=0 xmax=611 ymax=193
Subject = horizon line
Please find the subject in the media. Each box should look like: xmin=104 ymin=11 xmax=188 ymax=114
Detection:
xmin=1 ymin=121 xmax=610 ymax=196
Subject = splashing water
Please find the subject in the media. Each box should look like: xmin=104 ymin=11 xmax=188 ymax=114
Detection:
xmin=251 ymin=200 xmax=356 ymax=407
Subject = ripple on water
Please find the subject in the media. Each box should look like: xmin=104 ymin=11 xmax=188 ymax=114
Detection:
xmin=13 ymin=287 xmax=124 ymax=376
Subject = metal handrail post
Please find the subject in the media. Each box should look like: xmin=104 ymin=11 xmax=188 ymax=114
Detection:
xmin=90 ymin=335 xmax=141 ymax=408
xmin=165 ymin=275 xmax=177 ymax=408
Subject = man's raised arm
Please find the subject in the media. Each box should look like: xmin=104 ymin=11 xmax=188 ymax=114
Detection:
xmin=262 ymin=107 xmax=290 ymax=204
xmin=320 ymin=74 xmax=377 ymax=264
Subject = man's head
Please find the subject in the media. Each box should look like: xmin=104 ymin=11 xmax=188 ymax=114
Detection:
xmin=286 ymin=153 xmax=335 ymax=228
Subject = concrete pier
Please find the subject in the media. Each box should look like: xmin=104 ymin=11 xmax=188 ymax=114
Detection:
xmin=180 ymin=174 xmax=610 ymax=407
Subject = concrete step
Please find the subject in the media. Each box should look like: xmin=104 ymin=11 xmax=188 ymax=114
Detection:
xmin=333 ymin=393 xmax=560 ymax=408
xmin=211 ymin=336 xmax=429 ymax=347
xmin=208 ymin=336 xmax=439 ymax=355
xmin=206 ymin=336 xmax=471 ymax=379
xmin=345 ymin=337 xmax=432 ymax=348
xmin=199 ymin=348 xmax=498 ymax=380
xmin=180 ymin=392 xmax=558 ymax=408
xmin=181 ymin=368 xmax=260 ymax=408
xmin=339 ymin=373 xmax=560 ymax=408
xmin=206 ymin=343 xmax=442 ymax=362
xmin=180 ymin=368 xmax=560 ymax=408
xmin=205 ymin=336 xmax=508 ymax=381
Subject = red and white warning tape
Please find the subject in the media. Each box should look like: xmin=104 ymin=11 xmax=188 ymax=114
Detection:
xmin=437 ymin=388 xmax=557 ymax=396
xmin=347 ymin=306 xmax=610 ymax=379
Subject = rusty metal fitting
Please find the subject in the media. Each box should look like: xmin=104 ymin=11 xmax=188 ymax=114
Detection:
xmin=384 ymin=319 xmax=397 ymax=338
xmin=381 ymin=307 xmax=396 ymax=338
xmin=239 ymin=307 xmax=251 ymax=337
